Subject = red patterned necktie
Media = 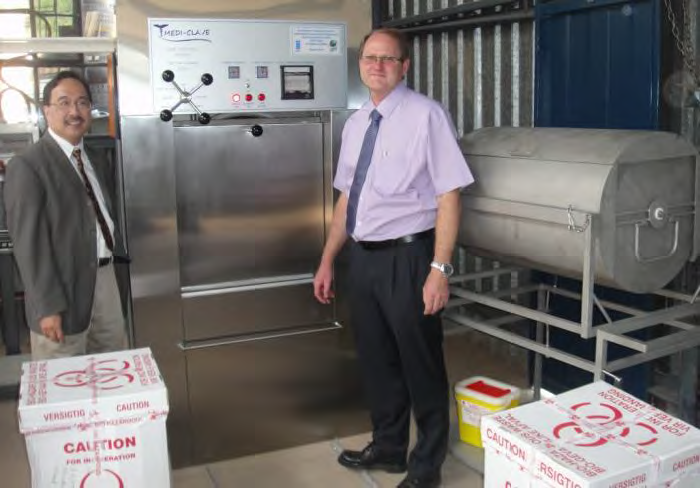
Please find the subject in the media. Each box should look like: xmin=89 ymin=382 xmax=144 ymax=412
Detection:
xmin=73 ymin=148 xmax=114 ymax=252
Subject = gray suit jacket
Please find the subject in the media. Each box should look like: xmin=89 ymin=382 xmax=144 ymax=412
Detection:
xmin=4 ymin=134 xmax=126 ymax=335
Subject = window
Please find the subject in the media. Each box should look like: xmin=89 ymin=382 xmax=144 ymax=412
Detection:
xmin=0 ymin=1 xmax=33 ymax=122
xmin=0 ymin=1 xmax=114 ymax=125
xmin=35 ymin=0 xmax=79 ymax=37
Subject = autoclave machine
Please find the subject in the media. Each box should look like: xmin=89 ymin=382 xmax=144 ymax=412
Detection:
xmin=117 ymin=16 xmax=362 ymax=466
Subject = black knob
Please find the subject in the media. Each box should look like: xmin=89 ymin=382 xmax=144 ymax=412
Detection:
xmin=160 ymin=109 xmax=173 ymax=122
xmin=199 ymin=113 xmax=211 ymax=125
xmin=201 ymin=73 xmax=213 ymax=86
xmin=251 ymin=125 xmax=263 ymax=137
xmin=162 ymin=70 xmax=175 ymax=82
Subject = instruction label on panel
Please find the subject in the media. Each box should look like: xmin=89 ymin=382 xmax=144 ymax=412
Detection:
xmin=291 ymin=25 xmax=343 ymax=55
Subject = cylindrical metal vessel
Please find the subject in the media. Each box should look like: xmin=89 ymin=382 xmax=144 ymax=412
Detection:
xmin=459 ymin=127 xmax=700 ymax=293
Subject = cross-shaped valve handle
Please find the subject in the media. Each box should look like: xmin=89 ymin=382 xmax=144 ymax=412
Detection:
xmin=159 ymin=70 xmax=214 ymax=125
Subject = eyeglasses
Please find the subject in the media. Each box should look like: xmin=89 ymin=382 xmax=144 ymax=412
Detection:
xmin=49 ymin=98 xmax=92 ymax=111
xmin=361 ymin=55 xmax=403 ymax=65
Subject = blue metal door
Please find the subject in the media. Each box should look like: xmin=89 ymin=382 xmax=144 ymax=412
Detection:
xmin=536 ymin=0 xmax=660 ymax=129
xmin=534 ymin=0 xmax=661 ymax=397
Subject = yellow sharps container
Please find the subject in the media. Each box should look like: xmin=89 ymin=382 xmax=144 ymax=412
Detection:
xmin=454 ymin=376 xmax=521 ymax=447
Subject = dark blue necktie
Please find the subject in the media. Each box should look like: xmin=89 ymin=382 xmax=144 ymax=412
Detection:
xmin=346 ymin=109 xmax=382 ymax=235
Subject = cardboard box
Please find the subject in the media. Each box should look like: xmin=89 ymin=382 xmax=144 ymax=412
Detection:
xmin=484 ymin=444 xmax=699 ymax=488
xmin=18 ymin=348 xmax=170 ymax=487
xmin=482 ymin=381 xmax=700 ymax=488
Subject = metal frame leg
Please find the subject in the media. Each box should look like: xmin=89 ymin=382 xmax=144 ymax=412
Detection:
xmin=594 ymin=332 xmax=608 ymax=380
xmin=580 ymin=221 xmax=595 ymax=339
xmin=533 ymin=287 xmax=545 ymax=400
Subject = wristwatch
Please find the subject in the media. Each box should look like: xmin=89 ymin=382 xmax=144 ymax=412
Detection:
xmin=430 ymin=261 xmax=454 ymax=277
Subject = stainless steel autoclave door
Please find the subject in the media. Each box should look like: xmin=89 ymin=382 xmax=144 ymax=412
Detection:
xmin=173 ymin=118 xmax=328 ymax=341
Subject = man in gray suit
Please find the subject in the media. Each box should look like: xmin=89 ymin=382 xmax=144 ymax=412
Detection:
xmin=5 ymin=70 xmax=127 ymax=359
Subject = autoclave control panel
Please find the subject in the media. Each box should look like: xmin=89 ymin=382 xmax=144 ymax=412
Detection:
xmin=148 ymin=18 xmax=347 ymax=113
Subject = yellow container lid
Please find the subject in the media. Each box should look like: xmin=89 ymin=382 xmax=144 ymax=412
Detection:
xmin=454 ymin=376 xmax=520 ymax=408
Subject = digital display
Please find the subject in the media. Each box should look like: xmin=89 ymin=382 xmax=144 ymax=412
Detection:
xmin=228 ymin=66 xmax=240 ymax=79
xmin=256 ymin=66 xmax=269 ymax=79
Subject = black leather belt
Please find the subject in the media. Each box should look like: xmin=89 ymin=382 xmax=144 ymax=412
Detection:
xmin=98 ymin=256 xmax=114 ymax=267
xmin=98 ymin=255 xmax=131 ymax=267
xmin=358 ymin=228 xmax=434 ymax=250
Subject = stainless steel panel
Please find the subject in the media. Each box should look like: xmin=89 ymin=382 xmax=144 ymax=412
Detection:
xmin=182 ymin=282 xmax=331 ymax=342
xmin=120 ymin=117 xmax=191 ymax=466
xmin=185 ymin=326 xmax=366 ymax=464
xmin=121 ymin=112 xmax=353 ymax=466
xmin=115 ymin=0 xmax=371 ymax=115
xmin=120 ymin=117 xmax=181 ymax=298
xmin=328 ymin=110 xmax=354 ymax=327
xmin=173 ymin=118 xmax=323 ymax=286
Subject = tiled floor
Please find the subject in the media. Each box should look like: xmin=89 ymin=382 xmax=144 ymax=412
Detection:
xmin=0 ymin=395 xmax=484 ymax=488
xmin=166 ymin=432 xmax=485 ymax=488
xmin=0 ymin=400 xmax=483 ymax=488
xmin=0 ymin=323 xmax=528 ymax=487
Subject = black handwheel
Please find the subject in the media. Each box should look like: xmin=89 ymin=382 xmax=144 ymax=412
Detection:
xmin=201 ymin=73 xmax=213 ymax=86
xmin=160 ymin=109 xmax=173 ymax=122
xmin=251 ymin=124 xmax=263 ymax=137
xmin=162 ymin=70 xmax=175 ymax=82
xmin=199 ymin=113 xmax=211 ymax=125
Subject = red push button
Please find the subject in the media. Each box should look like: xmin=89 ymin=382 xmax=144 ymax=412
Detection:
xmin=231 ymin=93 xmax=241 ymax=103
xmin=258 ymin=93 xmax=266 ymax=101
xmin=245 ymin=93 xmax=253 ymax=102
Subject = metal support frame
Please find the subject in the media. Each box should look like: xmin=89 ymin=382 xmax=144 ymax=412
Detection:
xmin=594 ymin=303 xmax=700 ymax=377
xmin=446 ymin=274 xmax=700 ymax=392
xmin=446 ymin=210 xmax=700 ymax=397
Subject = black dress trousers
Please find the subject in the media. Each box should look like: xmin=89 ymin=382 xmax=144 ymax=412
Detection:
xmin=347 ymin=234 xmax=450 ymax=478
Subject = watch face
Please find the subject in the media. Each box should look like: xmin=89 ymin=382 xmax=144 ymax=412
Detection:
xmin=431 ymin=261 xmax=454 ymax=277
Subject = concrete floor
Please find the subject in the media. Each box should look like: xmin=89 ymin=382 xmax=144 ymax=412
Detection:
xmin=0 ymin=322 xmax=529 ymax=487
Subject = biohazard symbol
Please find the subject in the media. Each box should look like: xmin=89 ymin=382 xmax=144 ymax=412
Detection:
xmin=53 ymin=359 xmax=135 ymax=390
xmin=79 ymin=469 xmax=124 ymax=487
xmin=552 ymin=402 xmax=658 ymax=448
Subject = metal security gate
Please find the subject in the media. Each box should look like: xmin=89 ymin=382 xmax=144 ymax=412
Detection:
xmin=374 ymin=0 xmax=536 ymax=135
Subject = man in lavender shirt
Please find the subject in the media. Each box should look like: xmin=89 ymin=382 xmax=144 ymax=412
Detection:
xmin=313 ymin=28 xmax=474 ymax=488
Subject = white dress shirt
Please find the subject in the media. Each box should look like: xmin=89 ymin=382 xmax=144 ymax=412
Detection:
xmin=48 ymin=128 xmax=114 ymax=259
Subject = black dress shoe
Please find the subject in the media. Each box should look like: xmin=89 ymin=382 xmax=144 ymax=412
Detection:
xmin=337 ymin=442 xmax=407 ymax=473
xmin=397 ymin=472 xmax=442 ymax=488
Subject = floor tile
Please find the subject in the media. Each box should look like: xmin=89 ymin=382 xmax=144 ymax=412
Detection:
xmin=172 ymin=465 xmax=215 ymax=488
xmin=0 ymin=398 xmax=31 ymax=487
xmin=206 ymin=431 xmax=484 ymax=488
